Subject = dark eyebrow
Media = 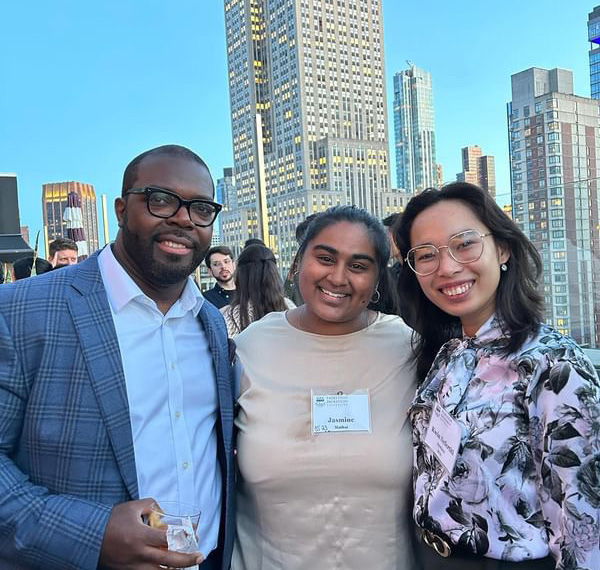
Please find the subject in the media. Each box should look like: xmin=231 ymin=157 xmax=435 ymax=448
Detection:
xmin=312 ymin=244 xmax=376 ymax=264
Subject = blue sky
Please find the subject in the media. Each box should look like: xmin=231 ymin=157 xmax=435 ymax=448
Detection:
xmin=0 ymin=0 xmax=593 ymax=251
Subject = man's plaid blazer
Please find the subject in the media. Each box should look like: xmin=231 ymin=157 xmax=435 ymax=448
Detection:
xmin=0 ymin=253 xmax=236 ymax=569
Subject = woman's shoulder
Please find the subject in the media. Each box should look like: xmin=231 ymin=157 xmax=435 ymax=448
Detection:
xmin=235 ymin=310 xmax=288 ymax=344
xmin=372 ymin=312 xmax=415 ymax=337
xmin=518 ymin=323 xmax=598 ymax=379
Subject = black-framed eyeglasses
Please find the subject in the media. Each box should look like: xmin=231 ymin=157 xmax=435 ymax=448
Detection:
xmin=406 ymin=230 xmax=493 ymax=276
xmin=124 ymin=186 xmax=222 ymax=227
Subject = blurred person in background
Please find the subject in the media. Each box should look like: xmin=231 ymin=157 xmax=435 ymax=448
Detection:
xmin=220 ymin=243 xmax=293 ymax=337
xmin=232 ymin=206 xmax=419 ymax=570
xmin=396 ymin=182 xmax=599 ymax=570
xmin=12 ymin=256 xmax=53 ymax=280
xmin=48 ymin=236 xmax=79 ymax=268
xmin=204 ymin=245 xmax=236 ymax=309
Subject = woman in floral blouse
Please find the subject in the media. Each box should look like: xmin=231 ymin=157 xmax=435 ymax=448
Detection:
xmin=395 ymin=182 xmax=600 ymax=570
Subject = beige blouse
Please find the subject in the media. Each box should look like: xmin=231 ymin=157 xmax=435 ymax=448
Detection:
xmin=232 ymin=311 xmax=418 ymax=570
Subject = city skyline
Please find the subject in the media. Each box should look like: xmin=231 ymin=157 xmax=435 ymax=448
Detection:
xmin=1 ymin=1 xmax=593 ymax=253
xmin=222 ymin=0 xmax=394 ymax=266
xmin=508 ymin=67 xmax=600 ymax=347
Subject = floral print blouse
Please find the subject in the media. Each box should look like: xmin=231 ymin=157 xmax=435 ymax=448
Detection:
xmin=410 ymin=315 xmax=600 ymax=568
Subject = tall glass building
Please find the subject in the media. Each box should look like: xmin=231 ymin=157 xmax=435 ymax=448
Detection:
xmin=508 ymin=67 xmax=600 ymax=348
xmin=392 ymin=64 xmax=437 ymax=193
xmin=42 ymin=181 xmax=99 ymax=256
xmin=222 ymin=0 xmax=404 ymax=269
xmin=589 ymin=6 xmax=600 ymax=99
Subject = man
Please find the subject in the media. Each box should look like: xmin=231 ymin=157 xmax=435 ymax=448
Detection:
xmin=0 ymin=145 xmax=235 ymax=570
xmin=204 ymin=246 xmax=236 ymax=309
xmin=48 ymin=236 xmax=79 ymax=267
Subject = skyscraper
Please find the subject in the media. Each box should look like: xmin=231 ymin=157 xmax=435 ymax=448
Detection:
xmin=42 ymin=181 xmax=100 ymax=256
xmin=223 ymin=0 xmax=393 ymax=268
xmin=456 ymin=145 xmax=496 ymax=197
xmin=393 ymin=64 xmax=437 ymax=193
xmin=213 ymin=167 xmax=237 ymax=248
xmin=589 ymin=5 xmax=600 ymax=99
xmin=508 ymin=67 xmax=600 ymax=348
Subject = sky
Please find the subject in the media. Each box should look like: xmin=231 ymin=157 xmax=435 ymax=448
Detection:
xmin=0 ymin=0 xmax=594 ymax=252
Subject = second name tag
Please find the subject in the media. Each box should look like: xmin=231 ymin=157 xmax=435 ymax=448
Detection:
xmin=423 ymin=401 xmax=462 ymax=474
xmin=311 ymin=391 xmax=371 ymax=434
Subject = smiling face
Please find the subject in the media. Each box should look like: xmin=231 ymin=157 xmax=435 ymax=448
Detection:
xmin=114 ymin=154 xmax=214 ymax=295
xmin=410 ymin=199 xmax=509 ymax=336
xmin=297 ymin=220 xmax=378 ymax=335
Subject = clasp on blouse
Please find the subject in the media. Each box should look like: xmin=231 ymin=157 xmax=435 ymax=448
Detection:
xmin=420 ymin=528 xmax=452 ymax=558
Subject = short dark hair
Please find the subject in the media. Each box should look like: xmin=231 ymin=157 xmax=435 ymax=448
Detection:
xmin=395 ymin=182 xmax=543 ymax=382
xmin=121 ymin=144 xmax=213 ymax=195
xmin=243 ymin=238 xmax=265 ymax=249
xmin=13 ymin=256 xmax=53 ymax=280
xmin=228 ymin=244 xmax=287 ymax=334
xmin=48 ymin=237 xmax=78 ymax=258
xmin=205 ymin=245 xmax=234 ymax=268
xmin=382 ymin=213 xmax=400 ymax=228
xmin=296 ymin=205 xmax=390 ymax=287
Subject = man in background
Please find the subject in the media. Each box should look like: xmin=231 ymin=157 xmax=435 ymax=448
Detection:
xmin=48 ymin=236 xmax=79 ymax=268
xmin=204 ymin=246 xmax=236 ymax=309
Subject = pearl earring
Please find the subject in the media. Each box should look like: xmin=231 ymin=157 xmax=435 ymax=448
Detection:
xmin=501 ymin=263 xmax=507 ymax=272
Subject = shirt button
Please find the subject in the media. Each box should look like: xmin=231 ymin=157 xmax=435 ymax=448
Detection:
xmin=182 ymin=461 xmax=189 ymax=470
xmin=175 ymin=411 xmax=181 ymax=419
xmin=171 ymin=363 xmax=176 ymax=370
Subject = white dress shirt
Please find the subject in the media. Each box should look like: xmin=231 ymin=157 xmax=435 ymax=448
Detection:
xmin=98 ymin=246 xmax=221 ymax=557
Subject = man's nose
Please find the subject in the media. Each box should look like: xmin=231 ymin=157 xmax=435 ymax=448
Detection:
xmin=169 ymin=204 xmax=195 ymax=227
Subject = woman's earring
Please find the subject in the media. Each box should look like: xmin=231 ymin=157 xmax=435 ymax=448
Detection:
xmin=371 ymin=288 xmax=381 ymax=304
xmin=501 ymin=263 xmax=508 ymax=272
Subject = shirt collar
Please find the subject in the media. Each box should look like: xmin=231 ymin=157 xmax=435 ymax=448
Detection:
xmin=462 ymin=313 xmax=505 ymax=347
xmin=98 ymin=244 xmax=204 ymax=316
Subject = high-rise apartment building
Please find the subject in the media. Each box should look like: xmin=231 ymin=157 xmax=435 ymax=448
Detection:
xmin=223 ymin=0 xmax=394 ymax=268
xmin=214 ymin=168 xmax=237 ymax=248
xmin=508 ymin=67 xmax=600 ymax=348
xmin=393 ymin=64 xmax=437 ymax=193
xmin=42 ymin=181 xmax=100 ymax=256
xmin=456 ymin=145 xmax=496 ymax=197
xmin=589 ymin=6 xmax=600 ymax=99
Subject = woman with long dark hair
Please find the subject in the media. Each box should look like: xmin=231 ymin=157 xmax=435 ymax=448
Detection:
xmin=232 ymin=206 xmax=419 ymax=570
xmin=396 ymin=182 xmax=599 ymax=569
xmin=220 ymin=244 xmax=292 ymax=336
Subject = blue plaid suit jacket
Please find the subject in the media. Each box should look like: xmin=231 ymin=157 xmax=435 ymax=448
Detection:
xmin=0 ymin=253 xmax=236 ymax=569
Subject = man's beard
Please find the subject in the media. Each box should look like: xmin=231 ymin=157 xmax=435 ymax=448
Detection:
xmin=216 ymin=273 xmax=233 ymax=286
xmin=122 ymin=223 xmax=207 ymax=287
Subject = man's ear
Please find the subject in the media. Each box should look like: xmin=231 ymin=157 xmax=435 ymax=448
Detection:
xmin=115 ymin=197 xmax=126 ymax=228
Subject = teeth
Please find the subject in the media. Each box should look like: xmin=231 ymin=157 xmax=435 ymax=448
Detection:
xmin=162 ymin=240 xmax=188 ymax=249
xmin=442 ymin=282 xmax=473 ymax=297
xmin=321 ymin=288 xmax=347 ymax=299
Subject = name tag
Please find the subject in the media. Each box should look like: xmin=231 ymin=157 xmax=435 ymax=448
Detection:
xmin=311 ymin=391 xmax=371 ymax=434
xmin=423 ymin=401 xmax=462 ymax=473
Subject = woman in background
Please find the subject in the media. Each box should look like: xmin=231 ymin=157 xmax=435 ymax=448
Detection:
xmin=232 ymin=206 xmax=419 ymax=570
xmin=220 ymin=243 xmax=293 ymax=337
xmin=396 ymin=182 xmax=599 ymax=569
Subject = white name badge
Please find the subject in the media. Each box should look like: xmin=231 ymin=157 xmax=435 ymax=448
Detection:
xmin=311 ymin=391 xmax=371 ymax=434
xmin=423 ymin=401 xmax=462 ymax=473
